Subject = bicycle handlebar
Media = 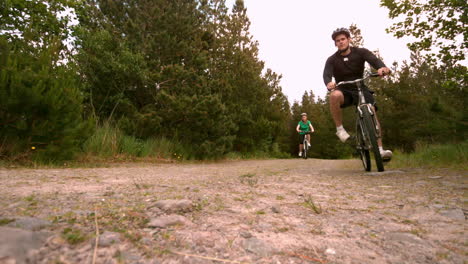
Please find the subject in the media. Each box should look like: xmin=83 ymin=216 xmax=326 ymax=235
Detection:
xmin=336 ymin=73 xmax=380 ymax=87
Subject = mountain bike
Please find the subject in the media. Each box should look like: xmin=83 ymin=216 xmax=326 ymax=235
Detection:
xmin=336 ymin=73 xmax=385 ymax=172
xmin=300 ymin=131 xmax=313 ymax=159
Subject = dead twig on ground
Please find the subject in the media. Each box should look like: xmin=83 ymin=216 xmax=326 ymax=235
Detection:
xmin=92 ymin=207 xmax=99 ymax=264
xmin=441 ymin=243 xmax=464 ymax=255
xmin=171 ymin=250 xmax=249 ymax=264
xmin=286 ymin=250 xmax=327 ymax=263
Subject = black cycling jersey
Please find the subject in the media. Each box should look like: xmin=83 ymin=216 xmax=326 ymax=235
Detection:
xmin=323 ymin=47 xmax=386 ymax=87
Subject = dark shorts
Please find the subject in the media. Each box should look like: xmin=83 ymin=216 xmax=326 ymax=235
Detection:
xmin=338 ymin=87 xmax=376 ymax=109
xmin=298 ymin=134 xmax=307 ymax=144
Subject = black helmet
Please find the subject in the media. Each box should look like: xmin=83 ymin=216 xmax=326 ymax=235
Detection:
xmin=332 ymin=28 xmax=351 ymax=40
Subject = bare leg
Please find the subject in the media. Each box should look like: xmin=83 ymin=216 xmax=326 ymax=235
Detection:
xmin=330 ymin=90 xmax=345 ymax=127
xmin=306 ymin=134 xmax=311 ymax=144
xmin=299 ymin=144 xmax=304 ymax=152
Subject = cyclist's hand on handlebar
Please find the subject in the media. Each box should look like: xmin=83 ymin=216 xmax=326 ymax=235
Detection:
xmin=377 ymin=67 xmax=391 ymax=77
xmin=327 ymin=82 xmax=336 ymax=91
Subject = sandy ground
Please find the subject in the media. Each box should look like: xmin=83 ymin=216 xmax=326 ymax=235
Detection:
xmin=0 ymin=159 xmax=466 ymax=264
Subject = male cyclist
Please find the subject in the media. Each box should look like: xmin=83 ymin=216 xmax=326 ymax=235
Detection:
xmin=323 ymin=27 xmax=392 ymax=160
xmin=296 ymin=113 xmax=315 ymax=157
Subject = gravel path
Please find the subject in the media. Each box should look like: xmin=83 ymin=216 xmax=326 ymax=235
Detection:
xmin=0 ymin=159 xmax=466 ymax=263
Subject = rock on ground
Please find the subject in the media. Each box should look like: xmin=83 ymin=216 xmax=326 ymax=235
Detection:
xmin=0 ymin=227 xmax=51 ymax=264
xmin=98 ymin=231 xmax=121 ymax=247
xmin=439 ymin=208 xmax=465 ymax=221
xmin=6 ymin=217 xmax=51 ymax=231
xmin=242 ymin=237 xmax=274 ymax=257
xmin=148 ymin=215 xmax=190 ymax=228
xmin=153 ymin=199 xmax=193 ymax=213
xmin=385 ymin=232 xmax=428 ymax=246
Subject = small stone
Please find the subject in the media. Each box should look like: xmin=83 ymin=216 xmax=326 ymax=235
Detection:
xmin=153 ymin=199 xmax=193 ymax=213
xmin=46 ymin=236 xmax=67 ymax=250
xmin=243 ymin=237 xmax=273 ymax=257
xmin=430 ymin=204 xmax=445 ymax=209
xmin=240 ymin=231 xmax=252 ymax=238
xmin=325 ymin=248 xmax=336 ymax=255
xmin=120 ymin=251 xmax=141 ymax=263
xmin=428 ymin=176 xmax=443 ymax=179
xmin=271 ymin=206 xmax=281 ymax=214
xmin=440 ymin=209 xmax=465 ymax=220
xmin=73 ymin=210 xmax=93 ymax=217
xmin=98 ymin=231 xmax=121 ymax=247
xmin=140 ymin=237 xmax=152 ymax=245
xmin=148 ymin=215 xmax=190 ymax=228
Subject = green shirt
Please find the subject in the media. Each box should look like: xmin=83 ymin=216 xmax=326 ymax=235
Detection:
xmin=298 ymin=120 xmax=311 ymax=135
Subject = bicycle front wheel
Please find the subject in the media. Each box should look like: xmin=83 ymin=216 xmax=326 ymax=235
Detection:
xmin=356 ymin=123 xmax=371 ymax=171
xmin=362 ymin=108 xmax=384 ymax=172
xmin=303 ymin=140 xmax=308 ymax=159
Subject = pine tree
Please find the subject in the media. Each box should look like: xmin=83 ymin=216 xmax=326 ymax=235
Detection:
xmin=0 ymin=39 xmax=91 ymax=161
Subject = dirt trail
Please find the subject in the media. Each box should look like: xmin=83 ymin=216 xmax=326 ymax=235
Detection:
xmin=0 ymin=159 xmax=466 ymax=264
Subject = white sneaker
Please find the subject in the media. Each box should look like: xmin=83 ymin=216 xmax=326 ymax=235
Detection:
xmin=307 ymin=142 xmax=311 ymax=148
xmin=380 ymin=149 xmax=393 ymax=160
xmin=336 ymin=129 xmax=350 ymax=143
xmin=298 ymin=152 xmax=302 ymax=157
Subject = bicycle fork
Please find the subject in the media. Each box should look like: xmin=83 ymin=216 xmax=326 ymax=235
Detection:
xmin=358 ymin=104 xmax=381 ymax=138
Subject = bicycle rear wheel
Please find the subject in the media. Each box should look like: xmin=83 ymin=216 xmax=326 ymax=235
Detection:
xmin=356 ymin=123 xmax=371 ymax=171
xmin=362 ymin=108 xmax=384 ymax=172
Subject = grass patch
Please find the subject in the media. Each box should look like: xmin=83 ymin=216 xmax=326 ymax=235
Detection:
xmin=62 ymin=227 xmax=87 ymax=245
xmin=302 ymin=195 xmax=322 ymax=214
xmin=239 ymin=173 xmax=258 ymax=186
xmin=82 ymin=123 xmax=192 ymax=160
xmin=275 ymin=195 xmax=285 ymax=200
xmin=389 ymin=142 xmax=467 ymax=169
xmin=275 ymin=227 xmax=289 ymax=233
xmin=0 ymin=218 xmax=14 ymax=226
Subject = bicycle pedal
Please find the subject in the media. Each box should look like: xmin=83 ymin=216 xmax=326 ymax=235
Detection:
xmin=346 ymin=135 xmax=356 ymax=146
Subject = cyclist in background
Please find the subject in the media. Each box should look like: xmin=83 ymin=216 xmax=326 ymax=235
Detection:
xmin=323 ymin=27 xmax=392 ymax=160
xmin=296 ymin=113 xmax=315 ymax=157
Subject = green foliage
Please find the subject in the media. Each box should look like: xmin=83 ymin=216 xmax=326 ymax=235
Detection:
xmin=349 ymin=23 xmax=364 ymax=47
xmin=2 ymin=0 xmax=464 ymax=164
xmin=0 ymin=0 xmax=76 ymax=56
xmin=371 ymin=52 xmax=467 ymax=152
xmin=0 ymin=39 xmax=92 ymax=162
xmin=74 ymin=0 xmax=291 ymax=159
xmin=381 ymin=0 xmax=467 ymax=66
xmin=389 ymin=142 xmax=468 ymax=169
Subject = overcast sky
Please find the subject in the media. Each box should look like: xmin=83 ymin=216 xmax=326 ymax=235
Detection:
xmin=225 ymin=0 xmax=412 ymax=102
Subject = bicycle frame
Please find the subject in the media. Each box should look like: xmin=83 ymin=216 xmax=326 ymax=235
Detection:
xmin=300 ymin=131 xmax=312 ymax=159
xmin=336 ymin=74 xmax=381 ymax=143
